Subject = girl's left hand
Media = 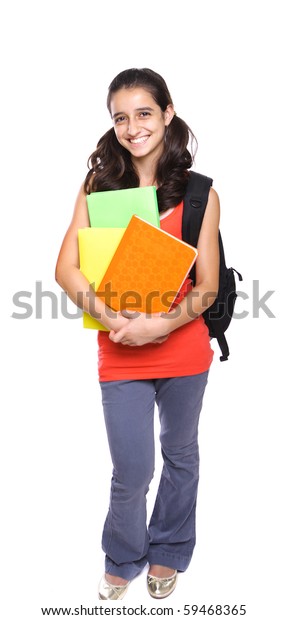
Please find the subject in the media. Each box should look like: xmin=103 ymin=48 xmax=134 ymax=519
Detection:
xmin=109 ymin=311 xmax=169 ymax=346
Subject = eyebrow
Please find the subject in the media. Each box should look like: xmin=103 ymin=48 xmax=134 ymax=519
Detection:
xmin=112 ymin=106 xmax=154 ymax=119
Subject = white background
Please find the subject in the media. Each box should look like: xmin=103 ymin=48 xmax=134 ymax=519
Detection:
xmin=0 ymin=1 xmax=286 ymax=618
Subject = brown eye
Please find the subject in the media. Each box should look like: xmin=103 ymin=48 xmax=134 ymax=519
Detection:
xmin=114 ymin=116 xmax=126 ymax=124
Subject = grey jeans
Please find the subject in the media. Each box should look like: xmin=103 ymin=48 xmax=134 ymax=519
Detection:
xmin=100 ymin=372 xmax=209 ymax=580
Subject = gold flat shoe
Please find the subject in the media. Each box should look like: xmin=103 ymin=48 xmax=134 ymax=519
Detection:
xmin=147 ymin=570 xmax=178 ymax=599
xmin=98 ymin=575 xmax=130 ymax=600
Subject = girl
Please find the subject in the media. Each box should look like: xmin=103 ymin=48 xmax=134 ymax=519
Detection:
xmin=55 ymin=68 xmax=220 ymax=600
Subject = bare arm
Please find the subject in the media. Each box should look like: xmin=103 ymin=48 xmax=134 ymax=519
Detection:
xmin=110 ymin=187 xmax=220 ymax=345
xmin=55 ymin=185 xmax=129 ymax=331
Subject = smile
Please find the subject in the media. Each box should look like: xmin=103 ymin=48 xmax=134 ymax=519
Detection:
xmin=129 ymin=136 xmax=150 ymax=144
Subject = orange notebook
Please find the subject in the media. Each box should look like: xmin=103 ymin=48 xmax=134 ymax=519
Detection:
xmin=96 ymin=215 xmax=198 ymax=314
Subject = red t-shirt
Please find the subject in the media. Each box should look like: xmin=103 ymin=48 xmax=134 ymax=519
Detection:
xmin=97 ymin=201 xmax=214 ymax=381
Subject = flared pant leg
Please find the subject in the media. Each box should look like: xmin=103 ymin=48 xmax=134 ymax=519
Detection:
xmin=100 ymin=379 xmax=156 ymax=580
xmin=147 ymin=372 xmax=209 ymax=571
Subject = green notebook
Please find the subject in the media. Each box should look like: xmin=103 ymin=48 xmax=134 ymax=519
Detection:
xmin=86 ymin=186 xmax=160 ymax=228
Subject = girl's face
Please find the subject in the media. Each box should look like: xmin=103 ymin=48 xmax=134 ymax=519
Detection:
xmin=110 ymin=87 xmax=174 ymax=164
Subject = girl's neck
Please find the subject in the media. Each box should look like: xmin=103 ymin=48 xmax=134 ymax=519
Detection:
xmin=139 ymin=176 xmax=158 ymax=189
xmin=133 ymin=158 xmax=158 ymax=189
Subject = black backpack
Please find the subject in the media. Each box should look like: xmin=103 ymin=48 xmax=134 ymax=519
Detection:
xmin=182 ymin=171 xmax=242 ymax=361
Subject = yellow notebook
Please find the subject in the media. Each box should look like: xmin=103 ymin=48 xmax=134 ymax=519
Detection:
xmin=97 ymin=215 xmax=198 ymax=314
xmin=78 ymin=227 xmax=125 ymax=330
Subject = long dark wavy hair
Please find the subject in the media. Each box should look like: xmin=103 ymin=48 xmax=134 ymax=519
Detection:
xmin=84 ymin=68 xmax=197 ymax=212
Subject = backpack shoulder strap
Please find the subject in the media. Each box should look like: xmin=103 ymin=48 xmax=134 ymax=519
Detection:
xmin=182 ymin=171 xmax=213 ymax=281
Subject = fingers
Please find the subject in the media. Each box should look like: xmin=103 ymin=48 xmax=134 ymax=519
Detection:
xmin=151 ymin=336 xmax=169 ymax=344
xmin=109 ymin=333 xmax=169 ymax=346
xmin=109 ymin=328 xmax=126 ymax=343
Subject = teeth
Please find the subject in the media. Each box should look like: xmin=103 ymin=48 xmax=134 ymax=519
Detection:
xmin=130 ymin=136 xmax=149 ymax=144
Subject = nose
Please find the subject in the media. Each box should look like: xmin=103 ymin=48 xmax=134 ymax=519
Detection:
xmin=127 ymin=117 xmax=140 ymax=136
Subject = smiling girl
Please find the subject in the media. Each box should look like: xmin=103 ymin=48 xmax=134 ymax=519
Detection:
xmin=55 ymin=68 xmax=220 ymax=600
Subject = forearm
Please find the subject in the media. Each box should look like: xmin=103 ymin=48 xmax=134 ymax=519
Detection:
xmin=56 ymin=266 xmax=125 ymax=331
xmin=161 ymin=283 xmax=218 ymax=335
